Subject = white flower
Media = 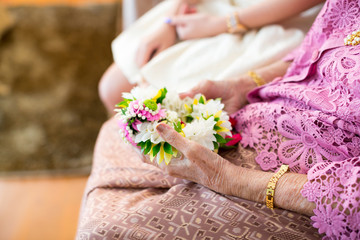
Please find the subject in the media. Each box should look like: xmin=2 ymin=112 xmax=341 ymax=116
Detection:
xmin=162 ymin=92 xmax=183 ymax=109
xmin=122 ymin=92 xmax=134 ymax=100
xmin=192 ymin=99 xmax=224 ymax=118
xmin=130 ymin=86 xmax=158 ymax=101
xmin=218 ymin=112 xmax=232 ymax=137
xmin=166 ymin=110 xmax=179 ymax=123
xmin=183 ymin=117 xmax=217 ymax=150
xmin=134 ymin=122 xmax=163 ymax=144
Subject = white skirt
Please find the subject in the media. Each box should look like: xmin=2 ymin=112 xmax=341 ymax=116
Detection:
xmin=112 ymin=0 xmax=322 ymax=92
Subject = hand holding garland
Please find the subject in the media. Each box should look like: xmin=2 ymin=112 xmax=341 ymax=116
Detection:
xmin=182 ymin=60 xmax=291 ymax=114
xmin=140 ymin=59 xmax=315 ymax=215
xmin=138 ymin=123 xmax=315 ymax=216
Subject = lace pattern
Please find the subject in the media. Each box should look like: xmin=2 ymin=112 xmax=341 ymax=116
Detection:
xmin=233 ymin=0 xmax=360 ymax=238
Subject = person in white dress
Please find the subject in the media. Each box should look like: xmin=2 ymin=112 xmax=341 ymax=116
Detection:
xmin=99 ymin=0 xmax=323 ymax=113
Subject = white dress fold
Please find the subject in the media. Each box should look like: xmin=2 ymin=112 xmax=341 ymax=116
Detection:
xmin=112 ymin=0 xmax=322 ymax=92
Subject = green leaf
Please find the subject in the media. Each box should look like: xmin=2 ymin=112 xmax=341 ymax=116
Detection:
xmin=202 ymin=113 xmax=213 ymax=120
xmin=213 ymin=142 xmax=219 ymax=150
xmin=215 ymin=134 xmax=227 ymax=143
xmin=185 ymin=115 xmax=194 ymax=123
xmin=163 ymin=142 xmax=173 ymax=155
xmin=143 ymin=140 xmax=152 ymax=155
xmin=173 ymin=122 xmax=182 ymax=132
xmin=214 ymin=125 xmax=221 ymax=131
xmin=214 ymin=117 xmax=220 ymax=121
xmin=156 ymin=88 xmax=168 ymax=104
xmin=115 ymin=99 xmax=130 ymax=108
xmin=143 ymin=99 xmax=157 ymax=111
xmin=152 ymin=143 xmax=161 ymax=157
xmin=137 ymin=142 xmax=145 ymax=152
xmin=199 ymin=95 xmax=205 ymax=104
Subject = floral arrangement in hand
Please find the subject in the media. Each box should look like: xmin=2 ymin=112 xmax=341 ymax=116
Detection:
xmin=115 ymin=87 xmax=241 ymax=165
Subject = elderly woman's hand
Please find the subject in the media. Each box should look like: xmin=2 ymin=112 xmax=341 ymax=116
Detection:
xmin=135 ymin=123 xmax=315 ymax=216
xmin=137 ymin=123 xmax=235 ymax=194
xmin=181 ymin=60 xmax=293 ymax=114
xmin=182 ymin=77 xmax=257 ymax=114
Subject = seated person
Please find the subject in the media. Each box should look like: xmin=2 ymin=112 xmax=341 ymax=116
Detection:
xmin=76 ymin=0 xmax=360 ymax=239
xmin=99 ymin=0 xmax=323 ymax=113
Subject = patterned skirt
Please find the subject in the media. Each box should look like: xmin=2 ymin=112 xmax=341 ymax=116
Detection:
xmin=76 ymin=118 xmax=322 ymax=240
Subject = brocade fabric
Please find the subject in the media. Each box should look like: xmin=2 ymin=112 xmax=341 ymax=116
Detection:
xmin=76 ymin=118 xmax=322 ymax=239
xmin=233 ymin=0 xmax=360 ymax=238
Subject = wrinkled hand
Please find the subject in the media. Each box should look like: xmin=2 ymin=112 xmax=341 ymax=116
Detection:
xmin=137 ymin=123 xmax=233 ymax=194
xmin=181 ymin=77 xmax=257 ymax=114
xmin=135 ymin=24 xmax=177 ymax=68
xmin=170 ymin=13 xmax=227 ymax=40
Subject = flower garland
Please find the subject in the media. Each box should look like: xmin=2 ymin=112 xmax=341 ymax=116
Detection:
xmin=115 ymin=87 xmax=240 ymax=165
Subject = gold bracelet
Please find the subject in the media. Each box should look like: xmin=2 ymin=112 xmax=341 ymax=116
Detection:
xmin=266 ymin=164 xmax=289 ymax=209
xmin=226 ymin=12 xmax=248 ymax=34
xmin=247 ymin=71 xmax=266 ymax=87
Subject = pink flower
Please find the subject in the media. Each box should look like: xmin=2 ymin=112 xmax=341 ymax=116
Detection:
xmin=128 ymin=101 xmax=166 ymax=122
xmin=225 ymin=133 xmax=242 ymax=147
xmin=118 ymin=121 xmax=136 ymax=146
xmin=304 ymin=88 xmax=340 ymax=113
xmin=336 ymin=162 xmax=360 ymax=186
xmin=329 ymin=0 xmax=359 ymax=28
xmin=321 ymin=178 xmax=342 ymax=199
xmin=346 ymin=137 xmax=360 ymax=157
xmin=349 ymin=212 xmax=360 ymax=230
xmin=255 ymin=151 xmax=278 ymax=171
xmin=240 ymin=122 xmax=262 ymax=148
xmin=301 ymin=181 xmax=321 ymax=202
xmin=277 ymin=115 xmax=340 ymax=173
xmin=311 ymin=205 xmax=345 ymax=237
xmin=322 ymin=127 xmax=344 ymax=145
xmin=340 ymin=185 xmax=360 ymax=209
xmin=131 ymin=119 xmax=141 ymax=131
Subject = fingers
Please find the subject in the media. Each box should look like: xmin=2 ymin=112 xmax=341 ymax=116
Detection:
xmin=156 ymin=123 xmax=190 ymax=153
xmin=167 ymin=16 xmax=186 ymax=26
xmin=180 ymin=79 xmax=219 ymax=99
xmin=167 ymin=14 xmax=195 ymax=26
xmin=178 ymin=80 xmax=207 ymax=99
xmin=179 ymin=3 xmax=197 ymax=14
xmin=135 ymin=42 xmax=158 ymax=68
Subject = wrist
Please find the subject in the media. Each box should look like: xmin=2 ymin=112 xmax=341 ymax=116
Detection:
xmin=225 ymin=165 xmax=271 ymax=203
xmin=161 ymin=21 xmax=177 ymax=34
xmin=235 ymin=75 xmax=258 ymax=95
xmin=214 ymin=15 xmax=228 ymax=35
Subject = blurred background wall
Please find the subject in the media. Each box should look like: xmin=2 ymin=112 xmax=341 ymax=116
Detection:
xmin=0 ymin=0 xmax=119 ymax=175
xmin=0 ymin=1 xmax=166 ymax=239
xmin=0 ymin=1 xmax=119 ymax=239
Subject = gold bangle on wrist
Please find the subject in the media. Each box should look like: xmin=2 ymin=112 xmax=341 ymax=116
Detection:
xmin=226 ymin=12 xmax=248 ymax=34
xmin=266 ymin=164 xmax=289 ymax=209
xmin=247 ymin=71 xmax=266 ymax=87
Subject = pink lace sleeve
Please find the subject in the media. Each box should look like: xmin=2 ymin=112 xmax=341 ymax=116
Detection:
xmin=301 ymin=157 xmax=360 ymax=239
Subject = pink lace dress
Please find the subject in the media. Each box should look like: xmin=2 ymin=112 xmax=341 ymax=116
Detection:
xmin=233 ymin=0 xmax=360 ymax=238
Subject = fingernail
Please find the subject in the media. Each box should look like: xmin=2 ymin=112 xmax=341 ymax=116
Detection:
xmin=164 ymin=17 xmax=172 ymax=24
xmin=156 ymin=123 xmax=166 ymax=132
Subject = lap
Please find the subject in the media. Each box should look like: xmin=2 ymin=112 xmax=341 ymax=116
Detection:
xmin=76 ymin=118 xmax=321 ymax=239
